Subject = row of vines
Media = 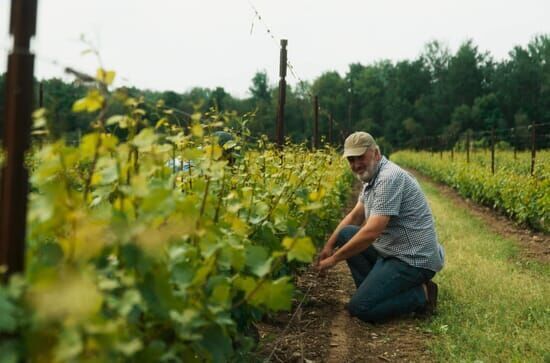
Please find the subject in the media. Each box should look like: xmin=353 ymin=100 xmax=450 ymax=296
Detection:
xmin=0 ymin=70 xmax=354 ymax=362
xmin=391 ymin=150 xmax=549 ymax=233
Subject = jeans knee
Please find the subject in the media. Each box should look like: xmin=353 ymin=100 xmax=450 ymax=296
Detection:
xmin=336 ymin=225 xmax=360 ymax=248
xmin=347 ymin=297 xmax=382 ymax=323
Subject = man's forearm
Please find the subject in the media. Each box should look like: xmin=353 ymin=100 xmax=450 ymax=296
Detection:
xmin=325 ymin=211 xmax=363 ymax=250
xmin=331 ymin=225 xmax=378 ymax=262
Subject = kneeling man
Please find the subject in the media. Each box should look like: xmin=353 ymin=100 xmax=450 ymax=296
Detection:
xmin=316 ymin=132 xmax=445 ymax=322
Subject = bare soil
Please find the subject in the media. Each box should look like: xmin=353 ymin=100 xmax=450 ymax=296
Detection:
xmin=255 ymin=264 xmax=434 ymax=363
xmin=255 ymin=172 xmax=548 ymax=362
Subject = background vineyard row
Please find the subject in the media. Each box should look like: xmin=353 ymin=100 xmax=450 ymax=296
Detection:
xmin=391 ymin=150 xmax=549 ymax=233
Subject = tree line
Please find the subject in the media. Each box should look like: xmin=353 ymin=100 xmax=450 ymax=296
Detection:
xmin=1 ymin=34 xmax=549 ymax=151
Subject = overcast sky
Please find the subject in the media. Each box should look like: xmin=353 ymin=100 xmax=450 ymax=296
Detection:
xmin=1 ymin=0 xmax=549 ymax=97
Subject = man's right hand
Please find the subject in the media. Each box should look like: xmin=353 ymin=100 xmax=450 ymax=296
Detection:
xmin=316 ymin=246 xmax=334 ymax=266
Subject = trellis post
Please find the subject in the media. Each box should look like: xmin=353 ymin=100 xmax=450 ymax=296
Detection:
xmin=0 ymin=0 xmax=38 ymax=278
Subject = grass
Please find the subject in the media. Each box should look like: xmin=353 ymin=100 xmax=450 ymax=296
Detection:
xmin=418 ymin=179 xmax=550 ymax=363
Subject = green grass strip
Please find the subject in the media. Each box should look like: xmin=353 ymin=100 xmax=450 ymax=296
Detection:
xmin=418 ymin=179 xmax=550 ymax=363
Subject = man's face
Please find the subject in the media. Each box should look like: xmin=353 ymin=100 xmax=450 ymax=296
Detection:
xmin=347 ymin=148 xmax=379 ymax=182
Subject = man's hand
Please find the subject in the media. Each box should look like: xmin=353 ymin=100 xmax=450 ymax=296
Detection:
xmin=315 ymin=255 xmax=337 ymax=272
xmin=317 ymin=246 xmax=334 ymax=264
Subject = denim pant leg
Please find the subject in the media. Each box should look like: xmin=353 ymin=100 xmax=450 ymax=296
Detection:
xmin=335 ymin=225 xmax=380 ymax=288
xmin=348 ymin=257 xmax=435 ymax=323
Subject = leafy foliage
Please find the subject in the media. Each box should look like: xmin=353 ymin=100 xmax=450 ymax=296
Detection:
xmin=392 ymin=150 xmax=549 ymax=233
xmin=0 ymin=72 xmax=352 ymax=362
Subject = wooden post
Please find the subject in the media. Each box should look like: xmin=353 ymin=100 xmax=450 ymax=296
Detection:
xmin=513 ymin=128 xmax=517 ymax=160
xmin=39 ymin=81 xmax=43 ymax=107
xmin=275 ymin=39 xmax=287 ymax=148
xmin=347 ymin=98 xmax=352 ymax=137
xmin=466 ymin=131 xmax=471 ymax=163
xmin=37 ymin=81 xmax=44 ymax=148
xmin=491 ymin=126 xmax=495 ymax=174
xmin=531 ymin=122 xmax=536 ymax=176
xmin=313 ymin=96 xmax=319 ymax=149
xmin=328 ymin=113 xmax=333 ymax=146
xmin=1 ymin=0 xmax=38 ymax=278
xmin=451 ymin=134 xmax=454 ymax=162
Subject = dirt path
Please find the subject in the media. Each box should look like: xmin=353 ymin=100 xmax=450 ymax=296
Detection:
xmin=255 ymin=172 xmax=548 ymax=362
xmin=323 ymin=262 xmax=433 ymax=363
xmin=255 ymin=257 xmax=434 ymax=362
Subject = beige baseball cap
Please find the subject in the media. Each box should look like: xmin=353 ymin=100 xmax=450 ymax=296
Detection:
xmin=343 ymin=132 xmax=377 ymax=157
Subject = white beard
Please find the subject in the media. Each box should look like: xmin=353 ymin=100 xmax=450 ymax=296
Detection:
xmin=355 ymin=168 xmax=374 ymax=183
xmin=354 ymin=161 xmax=378 ymax=183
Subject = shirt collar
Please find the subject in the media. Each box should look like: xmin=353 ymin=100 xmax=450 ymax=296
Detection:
xmin=363 ymin=156 xmax=387 ymax=191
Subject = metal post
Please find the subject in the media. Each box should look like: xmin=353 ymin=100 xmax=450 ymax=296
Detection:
xmin=313 ymin=96 xmax=319 ymax=149
xmin=491 ymin=127 xmax=495 ymax=174
xmin=1 ymin=0 xmax=38 ymax=278
xmin=531 ymin=122 xmax=536 ymax=176
xmin=275 ymin=39 xmax=287 ymax=148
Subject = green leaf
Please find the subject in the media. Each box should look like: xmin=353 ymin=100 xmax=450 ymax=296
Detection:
xmin=234 ymin=275 xmax=256 ymax=295
xmin=253 ymin=276 xmax=294 ymax=311
xmin=93 ymin=157 xmax=119 ymax=185
xmin=54 ymin=328 xmax=83 ymax=362
xmin=80 ymin=133 xmax=100 ymax=159
xmin=106 ymin=115 xmax=130 ymax=128
xmin=200 ymin=326 xmax=233 ymax=363
xmin=0 ymin=290 xmax=17 ymax=333
xmin=96 ymin=68 xmax=116 ymax=86
xmin=155 ymin=118 xmax=169 ymax=129
xmin=269 ymin=277 xmax=294 ymax=310
xmin=0 ymin=340 xmax=19 ymax=363
xmin=209 ymin=281 xmax=231 ymax=308
xmin=172 ymin=263 xmax=195 ymax=287
xmin=35 ymin=243 xmax=63 ymax=266
xmin=32 ymin=108 xmax=47 ymax=129
xmin=72 ymin=89 xmax=104 ymax=113
xmin=116 ymin=338 xmax=143 ymax=356
xmin=132 ymin=128 xmax=158 ymax=150
xmin=282 ymin=236 xmax=316 ymax=263
xmin=245 ymin=246 xmax=272 ymax=277
xmin=136 ymin=340 xmax=166 ymax=362
xmin=218 ymin=245 xmax=245 ymax=271
xmin=140 ymin=187 xmax=174 ymax=214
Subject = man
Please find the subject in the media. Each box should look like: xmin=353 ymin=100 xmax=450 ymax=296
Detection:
xmin=316 ymin=131 xmax=445 ymax=322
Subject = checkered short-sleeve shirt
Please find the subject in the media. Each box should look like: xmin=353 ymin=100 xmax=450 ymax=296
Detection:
xmin=358 ymin=157 xmax=445 ymax=272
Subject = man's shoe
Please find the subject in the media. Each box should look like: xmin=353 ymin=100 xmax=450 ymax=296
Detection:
xmin=425 ymin=280 xmax=438 ymax=315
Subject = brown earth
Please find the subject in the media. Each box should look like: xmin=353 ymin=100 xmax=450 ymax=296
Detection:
xmin=254 ymin=172 xmax=548 ymax=363
xmin=254 ymin=264 xmax=434 ymax=363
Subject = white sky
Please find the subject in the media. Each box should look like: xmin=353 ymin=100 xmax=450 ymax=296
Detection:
xmin=1 ymin=0 xmax=549 ymax=97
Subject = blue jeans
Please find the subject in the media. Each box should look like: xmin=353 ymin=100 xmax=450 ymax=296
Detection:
xmin=336 ymin=225 xmax=435 ymax=322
